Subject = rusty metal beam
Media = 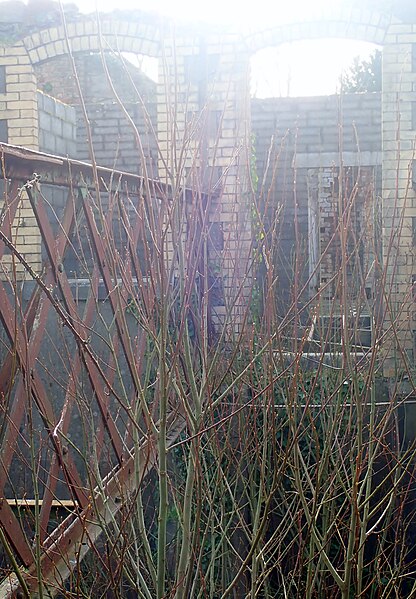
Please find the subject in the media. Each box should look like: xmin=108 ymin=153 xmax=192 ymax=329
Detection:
xmin=0 ymin=143 xmax=211 ymax=204
xmin=0 ymin=497 xmax=33 ymax=568
xmin=0 ymin=186 xmax=82 ymax=511
xmin=0 ymin=280 xmax=90 ymax=511
xmin=0 ymin=411 xmax=186 ymax=598
xmin=38 ymin=187 xmax=135 ymax=542
xmin=27 ymin=185 xmax=126 ymax=463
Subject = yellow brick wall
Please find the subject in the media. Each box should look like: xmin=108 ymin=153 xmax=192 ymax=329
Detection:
xmin=0 ymin=41 xmax=41 ymax=279
xmin=0 ymin=188 xmax=41 ymax=280
xmin=156 ymin=31 xmax=252 ymax=330
xmin=381 ymin=23 xmax=416 ymax=376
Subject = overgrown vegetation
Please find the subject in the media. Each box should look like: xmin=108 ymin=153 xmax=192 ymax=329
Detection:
xmin=0 ymin=24 xmax=415 ymax=599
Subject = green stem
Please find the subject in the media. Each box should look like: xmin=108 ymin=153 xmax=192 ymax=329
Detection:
xmin=157 ymin=384 xmax=168 ymax=598
xmin=157 ymin=290 xmax=168 ymax=598
xmin=175 ymin=447 xmax=196 ymax=598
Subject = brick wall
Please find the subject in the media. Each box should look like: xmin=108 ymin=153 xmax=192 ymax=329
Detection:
xmin=156 ymin=33 xmax=252 ymax=330
xmin=382 ymin=24 xmax=416 ymax=375
xmin=0 ymin=184 xmax=42 ymax=281
xmin=0 ymin=42 xmax=38 ymax=149
xmin=38 ymin=90 xmax=76 ymax=157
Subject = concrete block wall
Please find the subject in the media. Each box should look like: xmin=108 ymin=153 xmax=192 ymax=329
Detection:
xmin=38 ymin=91 xmax=76 ymax=157
xmin=76 ymin=101 xmax=157 ymax=176
xmin=252 ymin=93 xmax=382 ymax=156
xmin=33 ymin=48 xmax=158 ymax=175
xmin=251 ymin=93 xmax=382 ymax=309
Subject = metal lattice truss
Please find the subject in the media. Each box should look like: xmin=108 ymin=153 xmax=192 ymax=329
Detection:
xmin=0 ymin=144 xmax=195 ymax=597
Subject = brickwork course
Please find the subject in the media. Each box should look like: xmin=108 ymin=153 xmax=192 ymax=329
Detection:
xmin=0 ymin=0 xmax=415 ymax=370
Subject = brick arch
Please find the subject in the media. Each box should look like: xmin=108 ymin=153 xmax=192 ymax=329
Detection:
xmin=244 ymin=7 xmax=394 ymax=53
xmin=22 ymin=13 xmax=162 ymax=63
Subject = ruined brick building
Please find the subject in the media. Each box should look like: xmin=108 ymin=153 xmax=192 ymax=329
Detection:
xmin=0 ymin=0 xmax=416 ymax=594
xmin=0 ymin=0 xmax=414 ymax=370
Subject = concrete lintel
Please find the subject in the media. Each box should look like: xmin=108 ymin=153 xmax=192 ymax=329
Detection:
xmin=293 ymin=151 xmax=382 ymax=169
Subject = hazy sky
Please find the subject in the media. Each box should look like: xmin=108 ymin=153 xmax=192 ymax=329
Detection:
xmin=73 ymin=0 xmax=351 ymax=28
xmin=70 ymin=0 xmax=380 ymax=96
xmin=251 ymin=40 xmax=377 ymax=97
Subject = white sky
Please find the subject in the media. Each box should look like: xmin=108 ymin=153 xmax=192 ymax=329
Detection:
xmin=73 ymin=0 xmax=352 ymax=28
xmin=251 ymin=40 xmax=378 ymax=97
xmin=61 ymin=0 xmax=381 ymax=96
